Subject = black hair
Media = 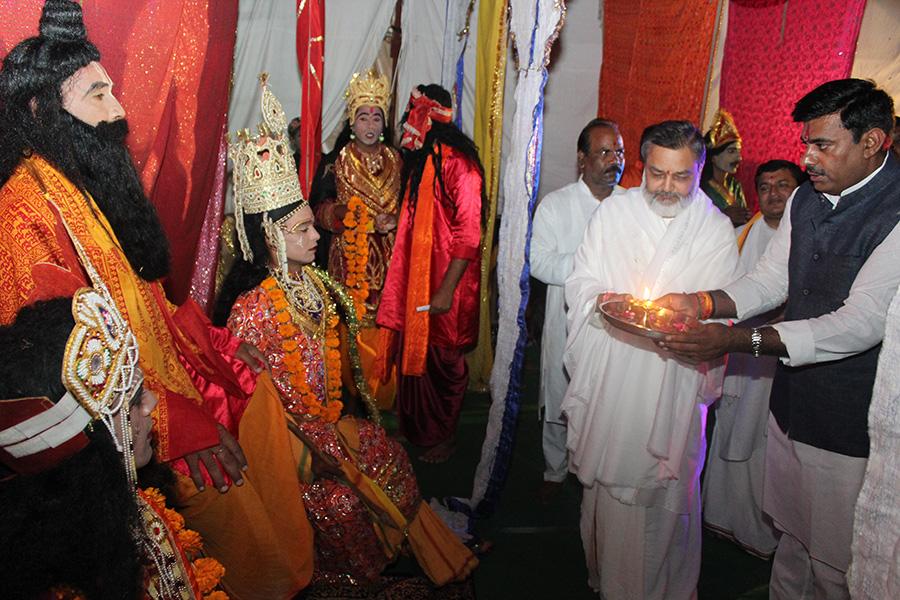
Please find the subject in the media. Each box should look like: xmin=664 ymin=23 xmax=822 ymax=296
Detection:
xmin=577 ymin=118 xmax=620 ymax=155
xmin=0 ymin=0 xmax=170 ymax=282
xmin=0 ymin=298 xmax=144 ymax=599
xmin=754 ymin=159 xmax=807 ymax=189
xmin=639 ymin=120 xmax=706 ymax=164
xmin=792 ymin=78 xmax=894 ymax=143
xmin=398 ymin=84 xmax=487 ymax=224
xmin=213 ymin=201 xmax=304 ymax=326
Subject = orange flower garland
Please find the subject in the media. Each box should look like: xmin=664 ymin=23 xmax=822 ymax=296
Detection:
xmin=139 ymin=487 xmax=228 ymax=600
xmin=261 ymin=273 xmax=344 ymax=423
xmin=342 ymin=195 xmax=371 ymax=320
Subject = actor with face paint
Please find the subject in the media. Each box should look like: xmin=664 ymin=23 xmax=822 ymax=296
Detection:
xmin=530 ymin=118 xmax=624 ymax=502
xmin=376 ymin=84 xmax=485 ymax=465
xmin=657 ymin=79 xmax=898 ymax=599
xmin=216 ymin=77 xmax=477 ymax=586
xmin=0 ymin=2 xmax=313 ymax=598
xmin=701 ymin=109 xmax=751 ymax=227
xmin=308 ymin=70 xmax=401 ymax=409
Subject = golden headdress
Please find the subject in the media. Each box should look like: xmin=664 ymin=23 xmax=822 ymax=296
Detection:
xmin=228 ymin=73 xmax=307 ymax=262
xmin=345 ymin=69 xmax=390 ymax=121
xmin=706 ymin=109 xmax=742 ymax=149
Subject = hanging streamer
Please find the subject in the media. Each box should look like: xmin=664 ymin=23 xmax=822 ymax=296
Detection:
xmin=450 ymin=0 xmax=566 ymax=523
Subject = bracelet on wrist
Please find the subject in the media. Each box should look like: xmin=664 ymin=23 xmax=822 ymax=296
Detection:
xmin=695 ymin=291 xmax=714 ymax=320
xmin=750 ymin=327 xmax=763 ymax=357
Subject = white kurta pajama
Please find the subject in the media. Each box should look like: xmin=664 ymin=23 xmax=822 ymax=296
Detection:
xmin=530 ymin=178 xmax=621 ymax=482
xmin=702 ymin=216 xmax=780 ymax=558
xmin=562 ymin=187 xmax=740 ymax=599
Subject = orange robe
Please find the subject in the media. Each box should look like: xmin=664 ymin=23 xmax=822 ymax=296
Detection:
xmin=0 ymin=156 xmax=313 ymax=600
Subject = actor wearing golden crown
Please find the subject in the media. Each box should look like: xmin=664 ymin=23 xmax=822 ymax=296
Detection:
xmin=216 ymin=75 xmax=477 ymax=586
xmin=0 ymin=2 xmax=313 ymax=598
xmin=309 ymin=70 xmax=401 ymax=409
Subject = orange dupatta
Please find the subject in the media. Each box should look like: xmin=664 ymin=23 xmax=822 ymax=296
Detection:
xmin=400 ymin=155 xmax=437 ymax=376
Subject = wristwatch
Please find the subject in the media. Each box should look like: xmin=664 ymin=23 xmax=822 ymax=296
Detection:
xmin=750 ymin=328 xmax=763 ymax=358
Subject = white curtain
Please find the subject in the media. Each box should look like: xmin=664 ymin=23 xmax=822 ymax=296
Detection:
xmin=467 ymin=0 xmax=567 ymax=514
xmin=229 ymin=1 xmax=301 ymax=136
xmin=393 ymin=0 xmax=446 ymax=131
xmin=322 ymin=0 xmax=396 ymax=150
xmin=536 ymin=0 xmax=603 ymax=201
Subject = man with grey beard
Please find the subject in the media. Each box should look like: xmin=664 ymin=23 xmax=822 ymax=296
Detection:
xmin=561 ymin=120 xmax=740 ymax=599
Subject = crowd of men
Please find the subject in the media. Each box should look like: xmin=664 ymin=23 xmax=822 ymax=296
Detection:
xmin=532 ymin=79 xmax=898 ymax=599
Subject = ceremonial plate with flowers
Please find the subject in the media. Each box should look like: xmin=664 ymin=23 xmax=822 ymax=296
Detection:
xmin=599 ymin=297 xmax=697 ymax=340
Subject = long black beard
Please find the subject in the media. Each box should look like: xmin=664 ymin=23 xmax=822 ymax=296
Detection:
xmin=61 ymin=114 xmax=171 ymax=281
xmin=68 ymin=116 xmax=171 ymax=280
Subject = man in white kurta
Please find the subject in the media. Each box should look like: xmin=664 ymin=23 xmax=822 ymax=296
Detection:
xmin=531 ymin=120 xmax=624 ymax=495
xmin=563 ymin=121 xmax=740 ymax=599
xmin=702 ymin=160 xmax=802 ymax=558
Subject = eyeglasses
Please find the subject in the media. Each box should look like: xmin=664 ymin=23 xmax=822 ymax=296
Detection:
xmin=595 ymin=148 xmax=625 ymax=160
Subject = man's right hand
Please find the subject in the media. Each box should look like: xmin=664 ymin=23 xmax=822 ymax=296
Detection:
xmin=184 ymin=424 xmax=248 ymax=493
xmin=654 ymin=292 xmax=699 ymax=319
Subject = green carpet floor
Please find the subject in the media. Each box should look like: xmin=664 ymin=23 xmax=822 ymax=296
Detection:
xmin=387 ymin=345 xmax=772 ymax=599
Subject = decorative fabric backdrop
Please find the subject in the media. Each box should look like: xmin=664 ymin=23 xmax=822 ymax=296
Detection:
xmin=465 ymin=0 xmax=510 ymax=392
xmin=597 ymin=0 xmax=718 ymax=187
xmin=462 ymin=0 xmax=566 ymax=519
xmin=720 ymin=0 xmax=866 ymax=210
xmin=320 ymin=1 xmax=396 ymax=150
xmin=297 ymin=0 xmax=324 ymax=196
xmin=0 ymin=0 xmax=238 ymax=307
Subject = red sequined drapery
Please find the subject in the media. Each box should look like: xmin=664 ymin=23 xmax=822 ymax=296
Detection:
xmin=0 ymin=1 xmax=238 ymax=307
xmin=597 ymin=0 xmax=719 ymax=187
xmin=297 ymin=0 xmax=325 ymax=196
xmin=720 ymin=0 xmax=866 ymax=210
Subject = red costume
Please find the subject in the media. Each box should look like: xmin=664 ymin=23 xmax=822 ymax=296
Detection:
xmin=377 ymin=144 xmax=483 ymax=446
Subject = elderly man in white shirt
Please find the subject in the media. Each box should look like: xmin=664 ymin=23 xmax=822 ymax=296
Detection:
xmin=530 ymin=119 xmax=625 ymax=502
xmin=659 ymin=79 xmax=898 ymax=600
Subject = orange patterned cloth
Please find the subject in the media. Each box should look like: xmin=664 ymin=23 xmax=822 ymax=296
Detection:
xmin=0 ymin=155 xmax=253 ymax=463
xmin=598 ymin=0 xmax=718 ymax=187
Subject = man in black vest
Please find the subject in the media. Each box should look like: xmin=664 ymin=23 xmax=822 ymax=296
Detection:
xmin=656 ymin=79 xmax=897 ymax=599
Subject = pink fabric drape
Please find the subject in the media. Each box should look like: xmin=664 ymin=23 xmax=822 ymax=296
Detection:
xmin=720 ymin=0 xmax=867 ymax=210
xmin=0 ymin=1 xmax=238 ymax=307
xmin=297 ymin=0 xmax=325 ymax=196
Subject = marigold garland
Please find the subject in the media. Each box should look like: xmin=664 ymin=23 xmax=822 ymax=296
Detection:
xmin=139 ymin=487 xmax=228 ymax=600
xmin=341 ymin=195 xmax=371 ymax=320
xmin=261 ymin=273 xmax=344 ymax=423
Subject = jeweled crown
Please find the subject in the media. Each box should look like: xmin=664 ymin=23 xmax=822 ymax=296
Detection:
xmin=706 ymin=109 xmax=742 ymax=149
xmin=228 ymin=73 xmax=306 ymax=261
xmin=345 ymin=69 xmax=390 ymax=120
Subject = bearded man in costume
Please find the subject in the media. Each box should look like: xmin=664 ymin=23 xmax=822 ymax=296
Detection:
xmin=563 ymin=121 xmax=740 ymax=599
xmin=0 ymin=2 xmax=313 ymax=598
xmin=0 ymin=287 xmax=222 ymax=599
xmin=376 ymin=84 xmax=485 ymax=464
xmin=701 ymin=109 xmax=751 ymax=227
